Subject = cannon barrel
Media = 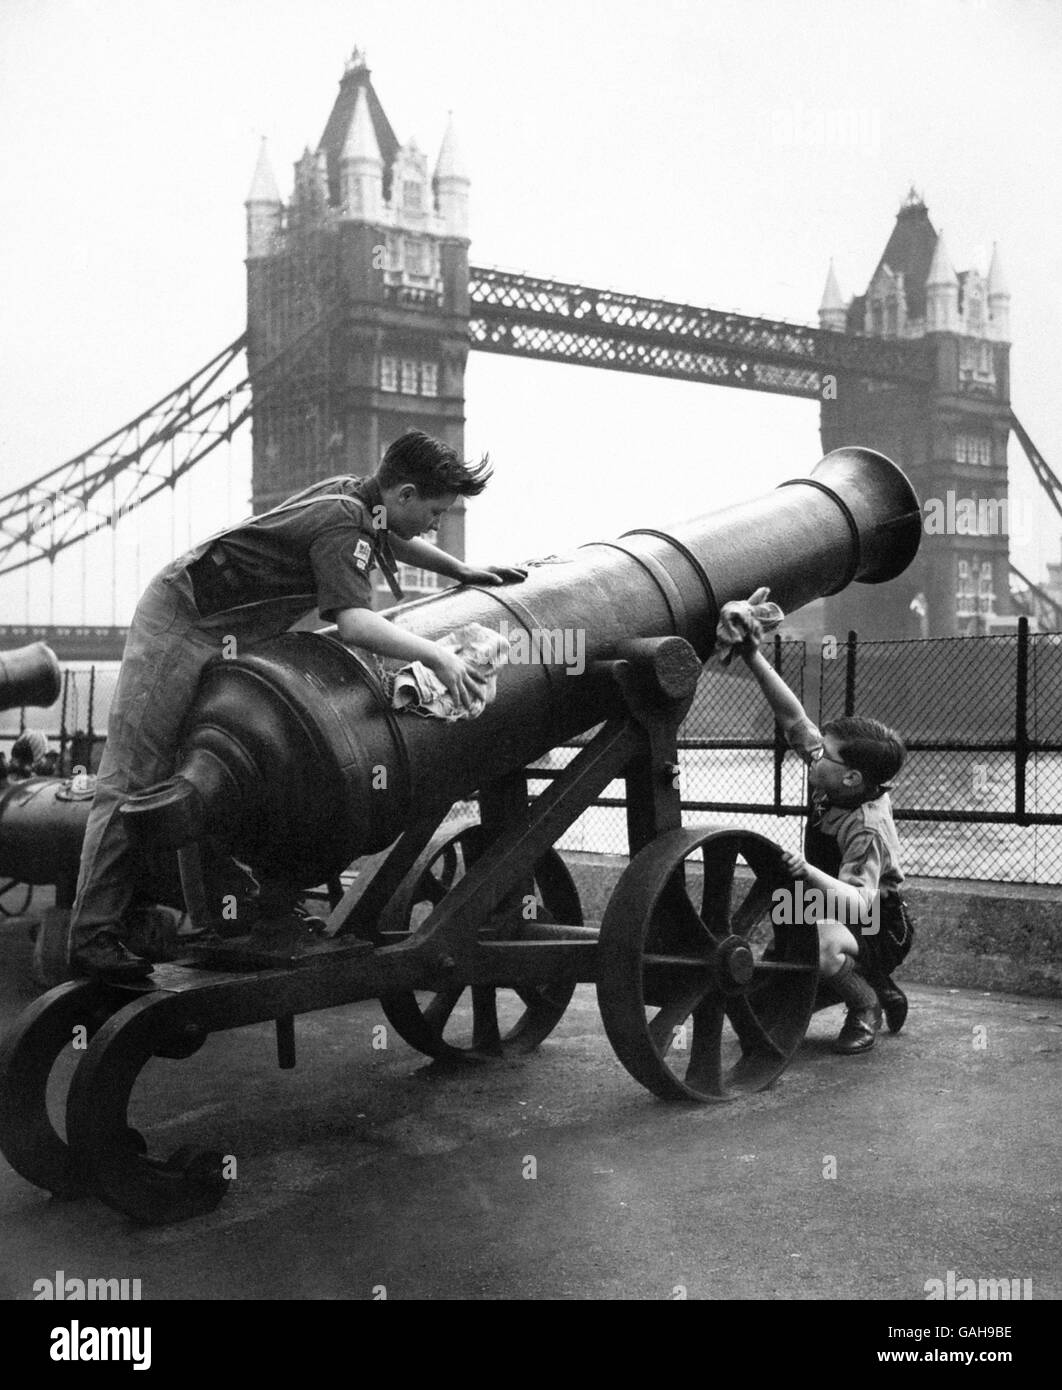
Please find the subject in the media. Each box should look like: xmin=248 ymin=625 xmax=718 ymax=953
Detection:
xmin=122 ymin=447 xmax=920 ymax=885
xmin=0 ymin=642 xmax=61 ymax=712
xmin=0 ymin=779 xmax=91 ymax=894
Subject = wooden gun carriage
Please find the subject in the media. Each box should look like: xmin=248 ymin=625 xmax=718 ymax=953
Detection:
xmin=0 ymin=448 xmax=920 ymax=1224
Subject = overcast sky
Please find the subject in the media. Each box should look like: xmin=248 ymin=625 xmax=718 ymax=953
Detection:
xmin=2 ymin=0 xmax=1060 ymax=624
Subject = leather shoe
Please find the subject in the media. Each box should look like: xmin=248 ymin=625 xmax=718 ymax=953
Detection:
xmin=249 ymin=906 xmax=325 ymax=946
xmin=73 ymin=934 xmax=154 ymax=981
xmin=877 ymin=978 xmax=908 ymax=1033
xmin=833 ymin=1003 xmax=882 ymax=1054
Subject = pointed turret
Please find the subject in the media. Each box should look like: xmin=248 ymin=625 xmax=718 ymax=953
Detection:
xmin=925 ymin=231 xmax=959 ymax=332
xmin=341 ymin=86 xmax=383 ymax=220
xmin=247 ymin=138 xmax=281 ymax=204
xmin=245 ymin=139 xmax=282 ymax=258
xmin=818 ymin=260 xmax=847 ymax=331
xmin=434 ymin=112 xmax=470 ymax=237
xmin=987 ymin=242 xmax=1010 ymax=341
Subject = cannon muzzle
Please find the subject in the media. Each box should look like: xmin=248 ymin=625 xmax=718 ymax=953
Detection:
xmin=121 ymin=447 xmax=920 ymax=883
xmin=0 ymin=642 xmax=61 ymax=712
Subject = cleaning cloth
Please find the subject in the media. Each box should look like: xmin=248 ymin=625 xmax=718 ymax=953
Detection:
xmin=715 ymin=586 xmax=786 ymax=664
xmin=391 ymin=622 xmax=510 ymax=721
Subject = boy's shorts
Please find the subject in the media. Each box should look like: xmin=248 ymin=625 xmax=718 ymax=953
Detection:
xmin=858 ymin=892 xmax=916 ymax=982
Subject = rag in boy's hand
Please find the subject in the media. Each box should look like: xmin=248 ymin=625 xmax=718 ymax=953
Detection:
xmin=715 ymin=586 xmax=786 ymax=665
xmin=391 ymin=622 xmax=510 ymax=721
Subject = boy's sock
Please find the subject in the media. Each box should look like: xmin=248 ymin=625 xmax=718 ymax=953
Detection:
xmin=829 ymin=957 xmax=882 ymax=1053
xmin=828 ymin=956 xmax=878 ymax=1011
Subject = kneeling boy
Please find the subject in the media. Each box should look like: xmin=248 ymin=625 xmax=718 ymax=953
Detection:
xmin=720 ymin=594 xmax=915 ymax=1054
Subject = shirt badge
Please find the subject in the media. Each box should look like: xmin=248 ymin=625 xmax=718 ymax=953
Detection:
xmin=353 ymin=538 xmax=373 ymax=571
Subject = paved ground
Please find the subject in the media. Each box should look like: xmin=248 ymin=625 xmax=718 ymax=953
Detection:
xmin=0 ymin=910 xmax=1059 ymax=1302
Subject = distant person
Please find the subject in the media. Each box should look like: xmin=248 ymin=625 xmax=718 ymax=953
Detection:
xmin=70 ymin=430 xmax=527 ymax=982
xmin=8 ymin=729 xmax=51 ymax=780
xmin=39 ymin=749 xmax=61 ymax=777
xmin=717 ymin=589 xmax=914 ymax=1054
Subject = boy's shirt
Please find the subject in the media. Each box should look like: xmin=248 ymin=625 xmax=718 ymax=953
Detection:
xmin=786 ymin=715 xmax=906 ymax=904
xmin=180 ymin=475 xmax=396 ymax=624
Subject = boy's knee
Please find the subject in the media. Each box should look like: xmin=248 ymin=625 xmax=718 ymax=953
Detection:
xmin=817 ymin=918 xmax=858 ymax=978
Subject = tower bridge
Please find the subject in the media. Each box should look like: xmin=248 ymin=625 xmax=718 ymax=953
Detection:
xmin=2 ymin=43 xmax=1060 ymax=658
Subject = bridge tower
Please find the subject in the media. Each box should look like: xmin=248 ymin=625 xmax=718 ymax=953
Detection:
xmin=244 ymin=48 xmax=471 ymax=562
xmin=818 ymin=190 xmax=1012 ymax=639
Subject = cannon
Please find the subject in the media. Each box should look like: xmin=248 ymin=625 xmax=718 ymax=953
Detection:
xmin=0 ymin=637 xmax=91 ymax=915
xmin=0 ymin=638 xmax=85 ymax=912
xmin=0 ymin=643 xmax=69 ymax=948
xmin=0 ymin=640 xmax=177 ymax=985
xmin=0 ymin=641 xmax=61 ymax=714
xmin=0 ymin=448 xmax=921 ymax=1224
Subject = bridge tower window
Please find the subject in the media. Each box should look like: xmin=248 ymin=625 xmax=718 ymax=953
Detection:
xmin=379 ymin=356 xmax=398 ymax=392
xmin=955 ymin=432 xmax=991 ymax=465
xmin=400 ymin=359 xmax=418 ymax=394
xmin=420 ymin=362 xmax=439 ymax=397
xmin=404 ymin=238 xmax=429 ymax=277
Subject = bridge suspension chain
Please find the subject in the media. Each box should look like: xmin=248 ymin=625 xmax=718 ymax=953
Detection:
xmin=1010 ymin=413 xmax=1062 ymax=523
xmin=0 ymin=316 xmax=331 ymax=579
xmin=1007 ymin=412 xmax=1062 ymax=629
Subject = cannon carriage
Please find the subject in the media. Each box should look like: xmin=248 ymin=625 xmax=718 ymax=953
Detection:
xmin=0 ymin=448 xmax=921 ymax=1224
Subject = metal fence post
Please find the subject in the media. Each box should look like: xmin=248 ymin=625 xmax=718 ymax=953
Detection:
xmin=844 ymin=629 xmax=858 ymax=717
xmin=58 ymin=669 xmax=70 ymax=770
xmin=772 ymin=633 xmax=784 ymax=810
xmin=87 ymin=665 xmax=96 ymax=751
xmin=1015 ymin=616 xmax=1029 ymax=823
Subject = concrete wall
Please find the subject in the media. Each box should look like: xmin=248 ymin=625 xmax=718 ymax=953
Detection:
xmin=561 ymin=851 xmax=1062 ymax=999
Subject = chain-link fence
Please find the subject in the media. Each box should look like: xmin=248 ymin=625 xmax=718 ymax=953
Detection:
xmin=820 ymin=625 xmax=1062 ymax=883
xmin=533 ymin=625 xmax=1062 ymax=885
xmin=0 ymin=665 xmax=118 ymax=775
xmin=530 ymin=638 xmax=812 ymax=861
xmin=5 ymin=628 xmax=1061 ymax=883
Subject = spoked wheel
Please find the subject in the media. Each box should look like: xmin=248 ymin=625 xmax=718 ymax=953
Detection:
xmin=597 ymin=826 xmax=818 ymax=1102
xmin=380 ymin=821 xmax=581 ymax=1061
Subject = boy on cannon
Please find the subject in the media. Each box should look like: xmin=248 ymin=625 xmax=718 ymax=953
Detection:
xmin=69 ymin=429 xmax=527 ymax=982
xmin=717 ymin=591 xmax=915 ymax=1054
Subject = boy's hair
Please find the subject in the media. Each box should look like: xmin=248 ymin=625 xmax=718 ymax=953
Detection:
xmin=822 ymin=715 xmax=906 ymax=791
xmin=378 ymin=430 xmax=493 ymax=498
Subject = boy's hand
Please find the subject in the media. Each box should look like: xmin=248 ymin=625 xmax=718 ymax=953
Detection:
xmin=715 ymin=586 xmax=785 ymax=665
xmin=429 ymin=647 xmax=489 ymax=712
xmin=780 ymin=849 xmax=809 ymax=879
xmin=460 ymin=564 xmax=528 ymax=586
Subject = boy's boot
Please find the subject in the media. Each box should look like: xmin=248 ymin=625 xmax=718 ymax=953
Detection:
xmin=829 ymin=957 xmax=881 ymax=1054
xmin=72 ymin=931 xmax=153 ymax=982
xmin=876 ymin=975 xmax=909 ymax=1033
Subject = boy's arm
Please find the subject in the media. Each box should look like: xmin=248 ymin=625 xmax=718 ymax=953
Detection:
xmin=782 ymin=836 xmax=883 ymax=927
xmin=388 ymin=534 xmax=464 ymax=581
xmin=738 ymin=646 xmax=810 ymax=736
xmin=389 ymin=534 xmax=527 ymax=586
xmin=333 ymin=606 xmax=485 ymax=712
